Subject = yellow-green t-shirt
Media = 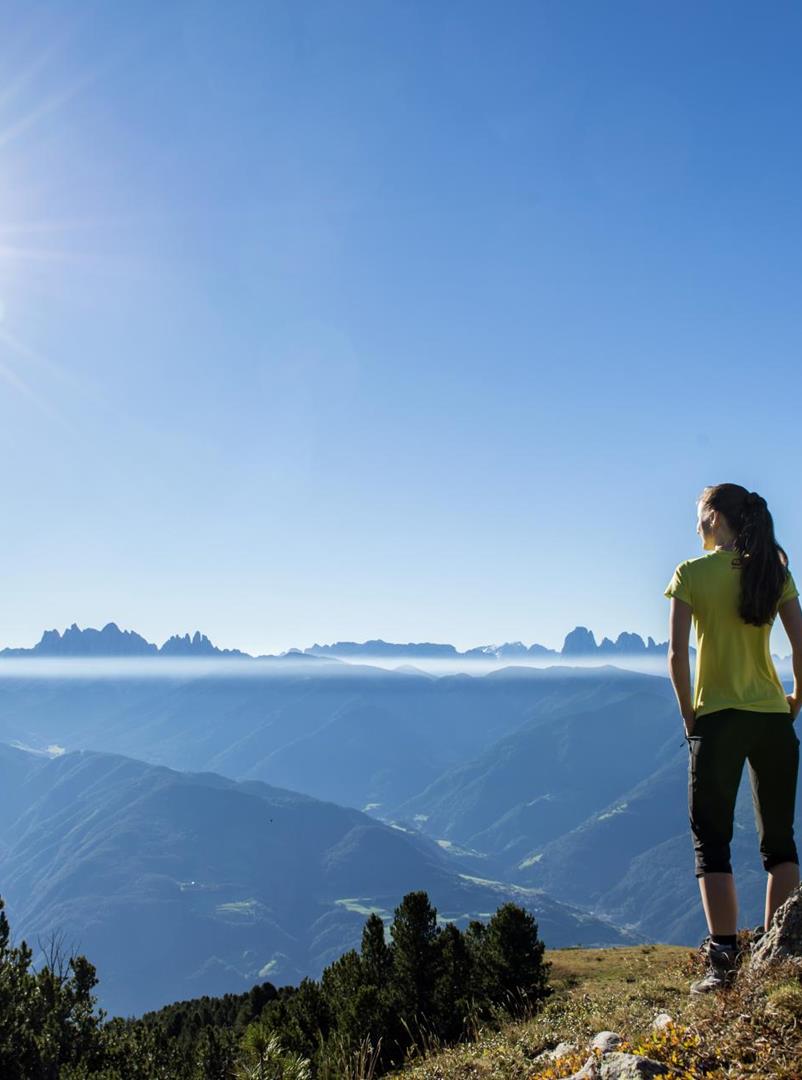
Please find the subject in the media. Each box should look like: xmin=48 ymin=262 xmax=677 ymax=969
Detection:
xmin=664 ymin=549 xmax=799 ymax=718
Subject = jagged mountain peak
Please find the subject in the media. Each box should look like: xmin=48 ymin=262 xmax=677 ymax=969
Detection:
xmin=0 ymin=622 xmax=675 ymax=660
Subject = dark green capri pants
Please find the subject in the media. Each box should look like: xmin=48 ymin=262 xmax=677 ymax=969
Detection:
xmin=686 ymin=707 xmax=800 ymax=877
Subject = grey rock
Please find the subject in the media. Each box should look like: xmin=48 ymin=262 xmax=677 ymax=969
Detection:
xmin=533 ymin=1041 xmax=578 ymax=1065
xmin=652 ymin=1012 xmax=673 ymax=1030
xmin=749 ymin=884 xmax=802 ymax=969
xmin=599 ymin=1052 xmax=666 ymax=1079
xmin=591 ymin=1031 xmax=623 ymax=1053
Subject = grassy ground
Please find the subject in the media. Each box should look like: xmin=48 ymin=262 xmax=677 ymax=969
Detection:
xmin=390 ymin=938 xmax=802 ymax=1080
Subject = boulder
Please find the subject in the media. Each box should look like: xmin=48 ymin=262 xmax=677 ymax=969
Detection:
xmin=749 ymin=884 xmax=802 ymax=970
xmin=532 ymin=1040 xmax=578 ymax=1065
xmin=591 ymin=1031 xmax=623 ymax=1053
xmin=598 ymin=1052 xmax=666 ymax=1079
xmin=652 ymin=1012 xmax=673 ymax=1030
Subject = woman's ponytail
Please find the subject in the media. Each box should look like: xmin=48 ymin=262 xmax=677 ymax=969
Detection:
xmin=698 ymin=484 xmax=790 ymax=626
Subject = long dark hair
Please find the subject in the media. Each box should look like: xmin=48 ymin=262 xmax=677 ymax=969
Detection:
xmin=698 ymin=483 xmax=791 ymax=627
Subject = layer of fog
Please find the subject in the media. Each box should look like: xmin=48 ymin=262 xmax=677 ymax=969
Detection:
xmin=0 ymin=653 xmax=678 ymax=680
xmin=0 ymin=653 xmax=792 ymax=681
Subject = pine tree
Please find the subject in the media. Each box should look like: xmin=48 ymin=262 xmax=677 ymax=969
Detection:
xmin=432 ymin=921 xmax=473 ymax=1041
xmin=388 ymin=890 xmax=443 ymax=1048
xmin=264 ymin=975 xmax=331 ymax=1065
xmin=0 ymin=895 xmax=106 ymax=1078
xmin=360 ymin=913 xmax=392 ymax=987
xmin=481 ymin=903 xmax=551 ymax=1017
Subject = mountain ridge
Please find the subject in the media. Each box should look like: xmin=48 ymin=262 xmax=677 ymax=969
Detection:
xmin=0 ymin=621 xmax=712 ymax=661
xmin=0 ymin=740 xmax=638 ymax=1017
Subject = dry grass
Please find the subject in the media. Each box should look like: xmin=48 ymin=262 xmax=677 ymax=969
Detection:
xmin=386 ymin=939 xmax=802 ymax=1080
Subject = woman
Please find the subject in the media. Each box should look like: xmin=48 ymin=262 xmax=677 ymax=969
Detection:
xmin=664 ymin=483 xmax=802 ymax=994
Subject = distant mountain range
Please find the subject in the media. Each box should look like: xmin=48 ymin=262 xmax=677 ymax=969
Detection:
xmin=0 ymin=620 xmax=694 ymax=659
xmin=0 ymin=623 xmax=248 ymax=658
xmin=304 ymin=624 xmax=676 ymax=659
xmin=0 ymin=660 xmax=793 ymax=1017
xmin=0 ymin=741 xmax=635 ymax=1018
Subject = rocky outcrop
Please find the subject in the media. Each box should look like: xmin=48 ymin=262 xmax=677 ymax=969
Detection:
xmin=748 ymin=883 xmax=802 ymax=970
xmin=596 ymin=1053 xmax=666 ymax=1079
xmin=563 ymin=1047 xmax=666 ymax=1079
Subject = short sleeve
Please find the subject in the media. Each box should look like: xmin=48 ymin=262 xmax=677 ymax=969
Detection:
xmin=779 ymin=569 xmax=800 ymax=607
xmin=664 ymin=562 xmax=692 ymax=608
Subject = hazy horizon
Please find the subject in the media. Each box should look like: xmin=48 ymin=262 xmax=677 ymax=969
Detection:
xmin=1 ymin=617 xmax=796 ymax=666
xmin=0 ymin=650 xmax=795 ymax=683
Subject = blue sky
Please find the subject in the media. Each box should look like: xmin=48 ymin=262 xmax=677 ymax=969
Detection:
xmin=0 ymin=1 xmax=800 ymax=656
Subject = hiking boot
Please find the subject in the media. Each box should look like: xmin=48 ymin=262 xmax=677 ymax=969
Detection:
xmin=690 ymin=938 xmax=738 ymax=994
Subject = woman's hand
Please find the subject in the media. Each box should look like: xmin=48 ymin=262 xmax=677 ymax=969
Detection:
xmin=786 ymin=693 xmax=801 ymax=720
xmin=682 ymin=707 xmax=697 ymax=737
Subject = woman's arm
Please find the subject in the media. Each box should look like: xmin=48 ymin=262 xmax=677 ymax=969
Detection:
xmin=778 ymin=596 xmax=802 ymax=718
xmin=667 ymin=596 xmax=696 ymax=735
